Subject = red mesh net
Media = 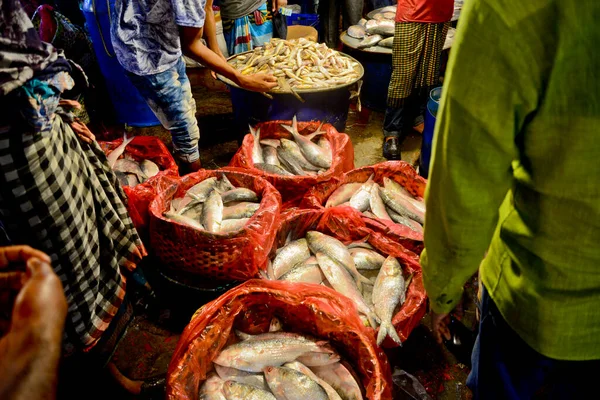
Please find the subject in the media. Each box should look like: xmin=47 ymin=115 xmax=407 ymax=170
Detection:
xmin=99 ymin=136 xmax=179 ymax=242
xmin=148 ymin=169 xmax=281 ymax=281
xmin=273 ymin=207 xmax=427 ymax=348
xmin=228 ymin=121 xmax=354 ymax=209
xmin=166 ymin=279 xmax=394 ymax=400
xmin=300 ymin=161 xmax=426 ymax=255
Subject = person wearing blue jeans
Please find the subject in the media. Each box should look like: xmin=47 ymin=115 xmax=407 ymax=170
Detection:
xmin=111 ymin=0 xmax=277 ymax=173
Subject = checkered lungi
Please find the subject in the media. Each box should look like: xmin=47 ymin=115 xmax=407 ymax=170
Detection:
xmin=387 ymin=21 xmax=450 ymax=108
xmin=0 ymin=75 xmax=145 ymax=352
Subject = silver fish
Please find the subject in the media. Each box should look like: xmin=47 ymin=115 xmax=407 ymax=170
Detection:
xmin=366 ymin=20 xmax=394 ymax=36
xmin=222 ymin=380 xmax=276 ymax=400
xmin=114 ymin=159 xmax=147 ymax=181
xmin=199 ymin=372 xmax=226 ymax=400
xmin=373 ymin=256 xmax=405 ymax=346
xmin=126 ymin=173 xmax=139 ymax=187
xmin=282 ymin=117 xmax=331 ymax=169
xmin=387 ymin=208 xmax=424 ymax=233
xmin=165 ymin=212 xmax=205 ymax=230
xmin=348 ymin=25 xmax=366 ymax=39
xmin=220 ymin=218 xmax=250 ymax=233
xmin=107 ymin=133 xmax=134 ymax=168
xmin=318 ymin=137 xmax=332 ymax=160
xmin=250 ymin=125 xmax=264 ymax=164
xmin=369 ymin=184 xmax=392 ymax=220
xmin=296 ymin=349 xmax=341 ymax=367
xmin=382 ymin=178 xmax=425 ymax=213
xmin=202 ymin=190 xmax=223 ymax=233
xmin=221 ymin=188 xmax=259 ymax=204
xmin=213 ymin=336 xmax=332 ymax=372
xmin=310 ymin=363 xmax=363 ymax=400
xmin=263 ymin=146 xmax=280 ymax=166
xmin=217 ymin=175 xmax=236 ymax=192
xmin=357 ymin=18 xmax=368 ymax=27
xmin=280 ymin=138 xmax=320 ymax=171
xmin=350 ymin=248 xmax=386 ymax=270
xmin=260 ymin=139 xmax=281 ymax=148
xmin=325 ymin=183 xmax=362 ymax=208
xmin=276 ymin=147 xmax=306 ymax=175
xmin=272 ymin=239 xmax=311 ymax=279
xmin=254 ymin=163 xmax=295 ymax=176
xmin=214 ymin=365 xmax=267 ymax=391
xmin=187 ymin=177 xmax=219 ymax=200
xmin=315 ymin=252 xmax=378 ymax=328
xmin=379 ymin=187 xmax=425 ymax=224
xmin=223 ymin=202 xmax=260 ymax=219
xmin=115 ymin=171 xmax=129 ymax=187
xmin=284 ymin=361 xmax=343 ymax=400
xmin=264 ymin=366 xmax=329 ymax=400
xmin=349 ymin=175 xmax=375 ymax=212
xmin=306 ymin=231 xmax=371 ymax=290
xmin=379 ymin=37 xmax=394 ymax=48
xmin=280 ymin=263 xmax=325 ymax=284
xmin=357 ymin=34 xmax=383 ymax=49
xmin=140 ymin=159 xmax=160 ymax=178
xmin=380 ymin=5 xmax=397 ymax=13
xmin=181 ymin=203 xmax=203 ymax=221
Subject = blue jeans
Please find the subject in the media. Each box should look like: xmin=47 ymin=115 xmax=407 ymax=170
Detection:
xmin=467 ymin=285 xmax=600 ymax=399
xmin=126 ymin=58 xmax=200 ymax=163
xmin=383 ymin=88 xmax=428 ymax=138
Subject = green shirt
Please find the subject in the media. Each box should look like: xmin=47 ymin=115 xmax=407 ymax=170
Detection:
xmin=420 ymin=0 xmax=600 ymax=361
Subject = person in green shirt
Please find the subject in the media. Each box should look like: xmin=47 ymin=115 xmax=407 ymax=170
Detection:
xmin=420 ymin=0 xmax=600 ymax=398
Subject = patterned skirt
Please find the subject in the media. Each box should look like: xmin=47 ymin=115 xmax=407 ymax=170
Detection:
xmin=387 ymin=21 xmax=450 ymax=108
xmin=222 ymin=3 xmax=274 ymax=55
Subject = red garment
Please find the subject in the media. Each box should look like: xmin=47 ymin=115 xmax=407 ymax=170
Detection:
xmin=396 ymin=0 xmax=454 ymax=23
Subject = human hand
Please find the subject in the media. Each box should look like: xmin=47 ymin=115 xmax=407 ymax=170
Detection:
xmin=431 ymin=310 xmax=451 ymax=345
xmin=238 ymin=73 xmax=278 ymax=92
xmin=273 ymin=0 xmax=288 ymax=12
xmin=58 ymin=100 xmax=96 ymax=144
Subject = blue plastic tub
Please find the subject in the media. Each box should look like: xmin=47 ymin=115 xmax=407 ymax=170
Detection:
xmin=286 ymin=13 xmax=320 ymax=33
xmin=420 ymin=87 xmax=442 ymax=178
xmin=82 ymin=0 xmax=160 ymax=127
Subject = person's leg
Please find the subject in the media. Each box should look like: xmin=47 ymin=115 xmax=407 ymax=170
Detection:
xmin=126 ymin=59 xmax=201 ymax=171
xmin=319 ymin=0 xmax=339 ymax=48
xmin=343 ymin=0 xmax=363 ymax=29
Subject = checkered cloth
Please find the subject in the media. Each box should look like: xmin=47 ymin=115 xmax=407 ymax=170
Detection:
xmin=387 ymin=21 xmax=450 ymax=108
xmin=0 ymin=77 xmax=145 ymax=352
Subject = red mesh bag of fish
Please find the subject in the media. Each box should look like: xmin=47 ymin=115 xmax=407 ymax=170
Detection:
xmin=300 ymin=161 xmax=426 ymax=255
xmin=148 ymin=169 xmax=281 ymax=281
xmin=266 ymin=207 xmax=427 ymax=348
xmin=228 ymin=119 xmax=355 ymax=209
xmin=99 ymin=136 xmax=179 ymax=240
xmin=166 ymin=279 xmax=393 ymax=400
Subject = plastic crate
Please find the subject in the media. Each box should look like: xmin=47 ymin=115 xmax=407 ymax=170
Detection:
xmin=286 ymin=13 xmax=319 ymax=29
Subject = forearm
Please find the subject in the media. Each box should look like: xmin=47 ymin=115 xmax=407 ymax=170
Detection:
xmin=202 ymin=0 xmax=222 ymax=56
xmin=182 ymin=38 xmax=241 ymax=83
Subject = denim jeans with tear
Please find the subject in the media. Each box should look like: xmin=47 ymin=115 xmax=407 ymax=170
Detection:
xmin=126 ymin=58 xmax=200 ymax=163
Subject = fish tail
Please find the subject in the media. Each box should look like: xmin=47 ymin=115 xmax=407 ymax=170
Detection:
xmin=123 ymin=132 xmax=135 ymax=147
xmin=377 ymin=321 xmax=402 ymax=346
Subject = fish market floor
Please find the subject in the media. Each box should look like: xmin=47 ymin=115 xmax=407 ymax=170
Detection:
xmin=70 ymin=67 xmax=476 ymax=399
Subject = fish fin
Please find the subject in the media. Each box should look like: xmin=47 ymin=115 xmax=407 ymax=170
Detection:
xmin=280 ymin=123 xmax=295 ymax=136
xmin=377 ymin=321 xmax=402 ymax=346
xmin=305 ymin=123 xmax=326 ymax=141
xmin=292 ymin=115 xmax=299 ymax=135
xmin=405 ymin=273 xmax=414 ymax=288
xmin=366 ymin=173 xmax=375 ymax=183
xmin=235 ymin=330 xmax=253 ymax=340
xmin=122 ymin=132 xmax=135 ymax=147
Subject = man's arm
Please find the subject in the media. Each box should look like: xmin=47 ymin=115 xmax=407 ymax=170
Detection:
xmin=179 ymin=25 xmax=277 ymax=92
xmin=421 ymin=0 xmax=542 ymax=315
xmin=202 ymin=0 xmax=225 ymax=59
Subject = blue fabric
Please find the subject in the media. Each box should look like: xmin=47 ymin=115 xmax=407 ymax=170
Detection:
xmin=383 ymin=89 xmax=427 ymax=138
xmin=223 ymin=3 xmax=273 ymax=55
xmin=371 ymin=0 xmax=396 ymax=8
xmin=111 ymin=0 xmax=207 ymax=76
xmin=126 ymin=58 xmax=200 ymax=163
xmin=467 ymin=285 xmax=600 ymax=399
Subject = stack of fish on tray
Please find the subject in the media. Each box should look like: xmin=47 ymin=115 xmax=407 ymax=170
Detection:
xmin=325 ymin=175 xmax=425 ymax=234
xmin=164 ymin=175 xmax=261 ymax=234
xmin=252 ymin=117 xmax=333 ymax=177
xmin=348 ymin=5 xmax=397 ymax=49
xmin=107 ymin=135 xmax=161 ymax=187
xmin=228 ymin=38 xmax=362 ymax=91
xmin=199 ymin=318 xmax=364 ymax=400
xmin=266 ymin=231 xmax=409 ymax=346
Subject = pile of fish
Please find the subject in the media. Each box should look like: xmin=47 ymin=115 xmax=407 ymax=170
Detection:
xmin=348 ymin=5 xmax=396 ymax=49
xmin=164 ymin=175 xmax=261 ymax=234
xmin=266 ymin=231 xmax=409 ymax=346
xmin=251 ymin=117 xmax=332 ymax=176
xmin=229 ymin=38 xmax=362 ymax=91
xmin=325 ymin=175 xmax=425 ymax=234
xmin=107 ymin=135 xmax=161 ymax=187
xmin=199 ymin=320 xmax=364 ymax=400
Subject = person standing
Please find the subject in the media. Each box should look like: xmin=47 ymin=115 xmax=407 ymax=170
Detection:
xmin=319 ymin=0 xmax=363 ymax=49
xmin=220 ymin=0 xmax=287 ymax=55
xmin=111 ymin=0 xmax=277 ymax=173
xmin=421 ymin=0 xmax=600 ymax=398
xmin=382 ymin=0 xmax=453 ymax=160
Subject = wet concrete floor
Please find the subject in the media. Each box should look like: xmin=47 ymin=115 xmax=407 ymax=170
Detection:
xmin=68 ymin=67 xmax=476 ymax=400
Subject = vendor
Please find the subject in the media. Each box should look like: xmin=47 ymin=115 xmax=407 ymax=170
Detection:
xmin=319 ymin=0 xmax=363 ymax=48
xmin=1 ymin=0 xmax=144 ymax=366
xmin=220 ymin=0 xmax=288 ymax=55
xmin=382 ymin=0 xmax=453 ymax=160
xmin=111 ymin=0 xmax=277 ymax=173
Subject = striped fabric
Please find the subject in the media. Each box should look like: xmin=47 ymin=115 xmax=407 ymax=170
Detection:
xmin=222 ymin=3 xmax=273 ymax=55
xmin=387 ymin=21 xmax=450 ymax=108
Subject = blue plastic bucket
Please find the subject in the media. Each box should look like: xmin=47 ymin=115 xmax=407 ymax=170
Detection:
xmin=420 ymin=87 xmax=442 ymax=178
xmin=82 ymin=0 xmax=160 ymax=127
